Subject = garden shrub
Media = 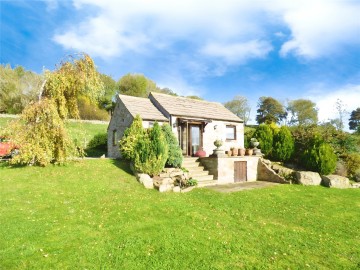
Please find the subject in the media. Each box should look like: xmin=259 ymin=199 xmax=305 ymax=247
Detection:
xmin=134 ymin=122 xmax=168 ymax=176
xmin=119 ymin=115 xmax=144 ymax=160
xmin=86 ymin=132 xmax=107 ymax=157
xmin=253 ymin=124 xmax=273 ymax=155
xmin=354 ymin=169 xmax=360 ymax=182
xmin=302 ymin=136 xmax=337 ymax=175
xmin=161 ymin=124 xmax=183 ymax=167
xmin=244 ymin=127 xmax=256 ymax=148
xmin=344 ymin=153 xmax=360 ymax=180
xmin=77 ymin=96 xmax=110 ymax=121
xmin=272 ymin=126 xmax=294 ymax=162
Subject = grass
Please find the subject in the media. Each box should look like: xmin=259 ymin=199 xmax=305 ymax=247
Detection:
xmin=0 ymin=159 xmax=359 ymax=269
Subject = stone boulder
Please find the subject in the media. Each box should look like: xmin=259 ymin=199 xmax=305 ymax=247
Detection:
xmin=159 ymin=184 xmax=174 ymax=192
xmin=295 ymin=171 xmax=322 ymax=186
xmin=138 ymin=174 xmax=154 ymax=189
xmin=321 ymin=175 xmax=350 ymax=189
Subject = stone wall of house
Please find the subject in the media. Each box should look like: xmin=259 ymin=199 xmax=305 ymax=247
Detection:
xmin=107 ymin=99 xmax=167 ymax=158
xmin=107 ymin=100 xmax=134 ymax=158
xmin=200 ymin=156 xmax=260 ymax=184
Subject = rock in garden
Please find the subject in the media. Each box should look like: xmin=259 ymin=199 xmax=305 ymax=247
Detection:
xmin=159 ymin=184 xmax=173 ymax=192
xmin=173 ymin=186 xmax=181 ymax=193
xmin=321 ymin=175 xmax=350 ymax=189
xmin=138 ymin=174 xmax=154 ymax=189
xmin=138 ymin=173 xmax=151 ymax=184
xmin=295 ymin=171 xmax=322 ymax=185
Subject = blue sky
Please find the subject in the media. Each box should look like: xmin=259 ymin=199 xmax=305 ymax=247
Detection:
xmin=1 ymin=0 xmax=360 ymax=126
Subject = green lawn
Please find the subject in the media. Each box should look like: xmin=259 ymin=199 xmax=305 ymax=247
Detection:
xmin=0 ymin=159 xmax=359 ymax=269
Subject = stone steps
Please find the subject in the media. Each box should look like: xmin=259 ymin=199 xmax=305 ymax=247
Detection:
xmin=182 ymin=157 xmax=216 ymax=187
xmin=197 ymin=180 xmax=218 ymax=187
xmin=189 ymin=170 xmax=209 ymax=177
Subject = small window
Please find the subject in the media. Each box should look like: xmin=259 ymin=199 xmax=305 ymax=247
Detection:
xmin=112 ymin=130 xmax=117 ymax=146
xmin=226 ymin=125 xmax=236 ymax=140
xmin=148 ymin=122 xmax=154 ymax=128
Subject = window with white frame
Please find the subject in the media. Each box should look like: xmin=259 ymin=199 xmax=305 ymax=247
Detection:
xmin=226 ymin=125 xmax=236 ymax=140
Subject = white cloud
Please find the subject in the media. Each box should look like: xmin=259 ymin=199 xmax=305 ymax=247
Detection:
xmin=272 ymin=0 xmax=360 ymax=58
xmin=157 ymin=75 xmax=205 ymax=97
xmin=307 ymin=84 xmax=360 ymax=125
xmin=45 ymin=0 xmax=59 ymax=11
xmin=201 ymin=40 xmax=273 ymax=64
xmin=53 ymin=0 xmax=360 ymax=64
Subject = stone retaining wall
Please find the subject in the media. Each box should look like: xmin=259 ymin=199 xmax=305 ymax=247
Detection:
xmin=200 ymin=156 xmax=260 ymax=184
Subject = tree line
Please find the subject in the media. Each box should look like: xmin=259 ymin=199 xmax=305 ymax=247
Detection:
xmin=224 ymin=95 xmax=360 ymax=132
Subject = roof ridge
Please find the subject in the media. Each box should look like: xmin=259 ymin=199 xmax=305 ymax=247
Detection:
xmin=118 ymin=94 xmax=149 ymax=100
xmin=149 ymin=91 xmax=221 ymax=105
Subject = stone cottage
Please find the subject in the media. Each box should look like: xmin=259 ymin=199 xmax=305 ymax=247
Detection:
xmin=107 ymin=92 xmax=244 ymax=158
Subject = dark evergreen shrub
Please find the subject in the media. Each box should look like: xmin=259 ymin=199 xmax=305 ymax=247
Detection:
xmin=134 ymin=122 xmax=168 ymax=176
xmin=272 ymin=126 xmax=294 ymax=162
xmin=345 ymin=153 xmax=360 ymax=180
xmin=302 ymin=136 xmax=337 ymax=175
xmin=161 ymin=124 xmax=183 ymax=167
xmin=253 ymin=124 xmax=273 ymax=156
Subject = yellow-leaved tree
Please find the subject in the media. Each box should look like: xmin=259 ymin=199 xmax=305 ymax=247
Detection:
xmin=8 ymin=53 xmax=104 ymax=166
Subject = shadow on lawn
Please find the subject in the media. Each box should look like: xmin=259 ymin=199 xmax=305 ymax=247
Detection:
xmin=109 ymin=158 xmax=133 ymax=175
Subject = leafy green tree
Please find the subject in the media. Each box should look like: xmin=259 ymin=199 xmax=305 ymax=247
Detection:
xmin=160 ymin=87 xmax=177 ymax=96
xmin=272 ymin=126 xmax=294 ymax=161
xmin=98 ymin=73 xmax=117 ymax=112
xmin=186 ymin=95 xmax=203 ymax=100
xmin=302 ymin=136 xmax=337 ymax=175
xmin=224 ymin=96 xmax=251 ymax=124
xmin=253 ymin=124 xmax=273 ymax=156
xmin=77 ymin=96 xmax=110 ymax=121
xmin=117 ymin=73 xmax=150 ymax=97
xmin=0 ymin=64 xmax=43 ymax=114
xmin=119 ymin=115 xmax=144 ymax=160
xmin=256 ymin=97 xmax=287 ymax=124
xmin=161 ymin=124 xmax=183 ymax=167
xmin=287 ymin=99 xmax=318 ymax=126
xmin=349 ymin=108 xmax=360 ymax=131
xmin=117 ymin=73 xmax=178 ymax=98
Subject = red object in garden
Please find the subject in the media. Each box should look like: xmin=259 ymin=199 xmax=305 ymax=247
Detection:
xmin=0 ymin=137 xmax=18 ymax=158
xmin=194 ymin=148 xmax=206 ymax=157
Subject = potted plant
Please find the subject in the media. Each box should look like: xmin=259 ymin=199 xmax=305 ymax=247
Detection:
xmin=246 ymin=148 xmax=254 ymax=156
xmin=238 ymin=148 xmax=246 ymax=156
xmin=194 ymin=147 xmax=206 ymax=157
xmin=250 ymin=138 xmax=259 ymax=148
xmin=250 ymin=137 xmax=261 ymax=155
xmin=230 ymin=147 xmax=235 ymax=156
xmin=214 ymin=139 xmax=223 ymax=149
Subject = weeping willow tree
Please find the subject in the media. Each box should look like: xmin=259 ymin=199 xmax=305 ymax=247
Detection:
xmin=42 ymin=54 xmax=104 ymax=119
xmin=8 ymin=54 xmax=104 ymax=166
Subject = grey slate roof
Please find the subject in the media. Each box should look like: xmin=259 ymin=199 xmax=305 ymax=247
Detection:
xmin=149 ymin=92 xmax=243 ymax=122
xmin=118 ymin=94 xmax=168 ymax=122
